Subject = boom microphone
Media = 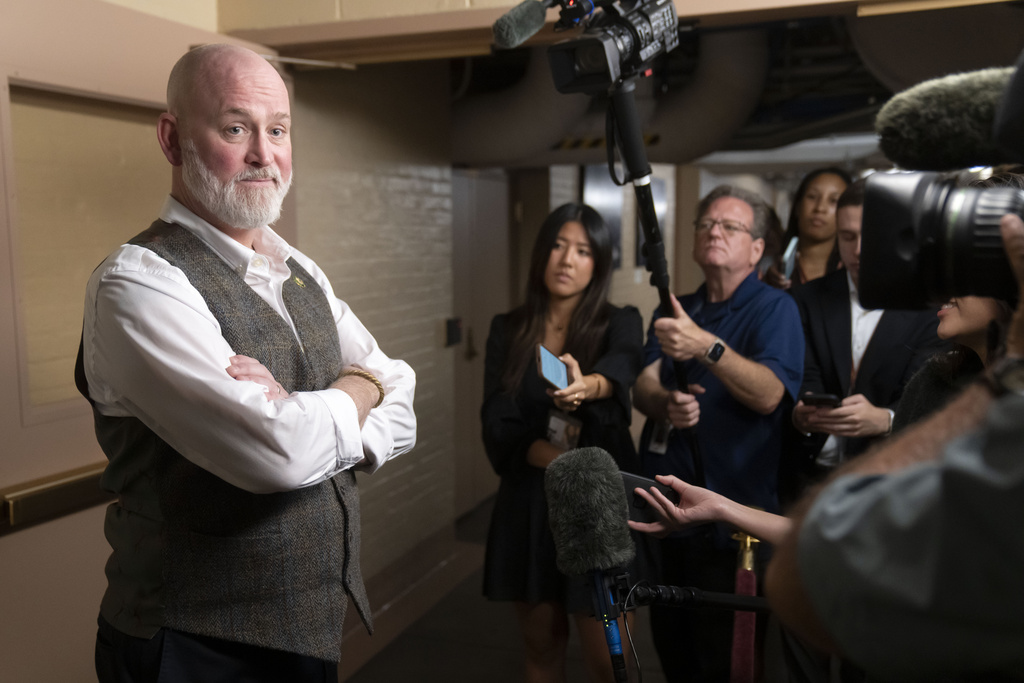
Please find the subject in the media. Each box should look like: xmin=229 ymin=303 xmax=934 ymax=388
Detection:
xmin=493 ymin=0 xmax=554 ymax=50
xmin=875 ymin=66 xmax=1013 ymax=171
xmin=545 ymin=447 xmax=634 ymax=683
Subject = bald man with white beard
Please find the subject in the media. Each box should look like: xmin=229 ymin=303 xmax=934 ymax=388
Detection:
xmin=78 ymin=44 xmax=416 ymax=682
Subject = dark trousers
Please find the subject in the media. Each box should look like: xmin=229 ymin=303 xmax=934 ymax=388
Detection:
xmin=650 ymin=535 xmax=765 ymax=683
xmin=95 ymin=615 xmax=338 ymax=683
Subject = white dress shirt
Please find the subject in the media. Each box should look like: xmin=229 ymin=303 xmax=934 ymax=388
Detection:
xmin=817 ymin=272 xmax=883 ymax=467
xmin=82 ymin=196 xmax=416 ymax=493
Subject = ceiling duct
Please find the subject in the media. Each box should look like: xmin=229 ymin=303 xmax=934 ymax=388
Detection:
xmin=452 ymin=28 xmax=769 ymax=168
xmin=848 ymin=3 xmax=1024 ymax=94
xmin=644 ymin=28 xmax=769 ymax=164
xmin=451 ymin=46 xmax=590 ymax=168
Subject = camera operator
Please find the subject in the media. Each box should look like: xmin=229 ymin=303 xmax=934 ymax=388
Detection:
xmin=765 ymin=211 xmax=1024 ymax=681
xmin=634 ymin=185 xmax=805 ymax=682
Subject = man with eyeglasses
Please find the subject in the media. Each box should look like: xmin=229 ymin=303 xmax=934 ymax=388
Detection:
xmin=634 ymin=185 xmax=805 ymax=681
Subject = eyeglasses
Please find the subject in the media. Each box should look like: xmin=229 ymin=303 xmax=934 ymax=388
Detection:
xmin=694 ymin=218 xmax=752 ymax=236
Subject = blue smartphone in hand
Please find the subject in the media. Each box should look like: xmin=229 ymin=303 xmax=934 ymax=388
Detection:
xmin=537 ymin=344 xmax=569 ymax=390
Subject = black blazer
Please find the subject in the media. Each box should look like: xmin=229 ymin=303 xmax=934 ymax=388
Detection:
xmin=790 ymin=269 xmax=948 ymax=460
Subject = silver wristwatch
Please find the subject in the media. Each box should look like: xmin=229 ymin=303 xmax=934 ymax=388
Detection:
xmin=702 ymin=337 xmax=725 ymax=365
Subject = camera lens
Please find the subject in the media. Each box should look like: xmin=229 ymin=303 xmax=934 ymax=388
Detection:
xmin=861 ymin=172 xmax=1020 ymax=310
xmin=940 ymin=185 xmax=1023 ymax=300
xmin=574 ymin=42 xmax=611 ymax=77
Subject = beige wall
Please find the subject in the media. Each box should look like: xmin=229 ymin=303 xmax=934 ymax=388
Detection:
xmin=100 ymin=0 xmax=218 ymax=32
xmin=10 ymin=88 xmax=168 ymax=407
xmin=0 ymin=507 xmax=110 ymax=682
xmin=220 ymin=0 xmax=514 ymax=32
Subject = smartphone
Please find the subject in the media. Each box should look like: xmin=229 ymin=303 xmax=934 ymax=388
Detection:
xmin=802 ymin=392 xmax=842 ymax=408
xmin=536 ymin=344 xmax=568 ymax=390
xmin=621 ymin=472 xmax=681 ymax=525
xmin=782 ymin=236 xmax=799 ymax=279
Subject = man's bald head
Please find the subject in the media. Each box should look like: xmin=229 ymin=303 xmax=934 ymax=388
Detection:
xmin=166 ymin=44 xmax=284 ymax=123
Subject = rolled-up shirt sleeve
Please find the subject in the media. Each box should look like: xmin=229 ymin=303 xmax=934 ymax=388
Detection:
xmin=85 ymin=244 xmax=415 ymax=494
xmin=315 ymin=290 xmax=417 ymax=475
xmin=797 ymin=395 xmax=1024 ymax=680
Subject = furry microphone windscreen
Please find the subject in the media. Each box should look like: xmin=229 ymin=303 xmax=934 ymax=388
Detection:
xmin=544 ymin=447 xmax=635 ymax=577
xmin=493 ymin=0 xmax=551 ymax=50
xmin=875 ymin=67 xmax=1014 ymax=171
xmin=994 ymin=49 xmax=1024 ymax=163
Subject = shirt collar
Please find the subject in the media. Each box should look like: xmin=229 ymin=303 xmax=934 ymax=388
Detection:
xmin=158 ymin=195 xmax=292 ymax=272
xmin=846 ymin=270 xmax=872 ymax=313
xmin=694 ymin=271 xmax=762 ymax=323
xmin=719 ymin=270 xmax=762 ymax=309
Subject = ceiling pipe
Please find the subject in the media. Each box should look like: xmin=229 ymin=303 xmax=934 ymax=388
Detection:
xmin=847 ymin=3 xmax=1024 ymax=94
xmin=451 ymin=46 xmax=591 ymax=168
xmin=643 ymin=28 xmax=769 ymax=164
xmin=451 ymin=28 xmax=770 ymax=168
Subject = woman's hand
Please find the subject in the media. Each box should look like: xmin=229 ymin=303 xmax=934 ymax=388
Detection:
xmin=627 ymin=475 xmax=725 ymax=537
xmin=763 ymin=265 xmax=792 ymax=290
xmin=550 ymin=353 xmax=588 ymax=412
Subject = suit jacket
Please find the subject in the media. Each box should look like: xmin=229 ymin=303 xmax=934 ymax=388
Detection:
xmin=790 ymin=269 xmax=948 ymax=461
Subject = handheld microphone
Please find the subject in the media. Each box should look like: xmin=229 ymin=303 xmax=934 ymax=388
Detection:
xmin=493 ymin=0 xmax=554 ymax=50
xmin=875 ymin=66 xmax=1013 ymax=171
xmin=545 ymin=447 xmax=634 ymax=683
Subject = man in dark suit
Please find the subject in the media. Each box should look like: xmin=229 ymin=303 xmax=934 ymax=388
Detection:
xmin=790 ymin=179 xmax=946 ymax=474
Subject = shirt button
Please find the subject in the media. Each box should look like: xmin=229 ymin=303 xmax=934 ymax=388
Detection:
xmin=252 ymin=256 xmax=265 ymax=268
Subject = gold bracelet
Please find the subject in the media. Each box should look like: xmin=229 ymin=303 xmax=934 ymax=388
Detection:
xmin=343 ymin=369 xmax=385 ymax=408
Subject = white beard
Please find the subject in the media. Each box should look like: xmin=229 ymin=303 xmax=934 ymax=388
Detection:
xmin=180 ymin=139 xmax=292 ymax=230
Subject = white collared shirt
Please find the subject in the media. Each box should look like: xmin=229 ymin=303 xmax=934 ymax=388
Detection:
xmin=817 ymin=272 xmax=883 ymax=467
xmin=848 ymin=271 xmax=883 ymax=376
xmin=82 ymin=196 xmax=416 ymax=493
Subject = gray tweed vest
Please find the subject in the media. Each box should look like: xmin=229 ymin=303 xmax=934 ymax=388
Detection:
xmin=93 ymin=220 xmax=371 ymax=662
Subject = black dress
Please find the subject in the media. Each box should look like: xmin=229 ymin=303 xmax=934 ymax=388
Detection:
xmin=481 ymin=304 xmax=644 ymax=607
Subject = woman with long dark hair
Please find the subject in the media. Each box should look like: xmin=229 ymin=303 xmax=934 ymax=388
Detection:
xmin=481 ymin=203 xmax=644 ymax=682
xmin=772 ymin=167 xmax=852 ymax=290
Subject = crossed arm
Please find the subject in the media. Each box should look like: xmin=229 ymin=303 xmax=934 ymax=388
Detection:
xmin=86 ymin=246 xmax=416 ymax=493
xmin=227 ymin=355 xmax=381 ymax=426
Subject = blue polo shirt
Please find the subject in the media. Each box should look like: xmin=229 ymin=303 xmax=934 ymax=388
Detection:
xmin=640 ymin=272 xmax=804 ymax=515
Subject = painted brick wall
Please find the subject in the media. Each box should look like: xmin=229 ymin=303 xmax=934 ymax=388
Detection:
xmin=291 ymin=63 xmax=456 ymax=578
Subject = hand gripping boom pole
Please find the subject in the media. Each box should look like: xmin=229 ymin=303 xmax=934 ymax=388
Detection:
xmin=607 ymin=81 xmax=706 ymax=487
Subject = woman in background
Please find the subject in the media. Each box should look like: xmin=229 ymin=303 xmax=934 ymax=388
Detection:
xmin=771 ymin=167 xmax=852 ymax=290
xmin=892 ymin=296 xmax=1012 ymax=430
xmin=481 ymin=203 xmax=644 ymax=683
